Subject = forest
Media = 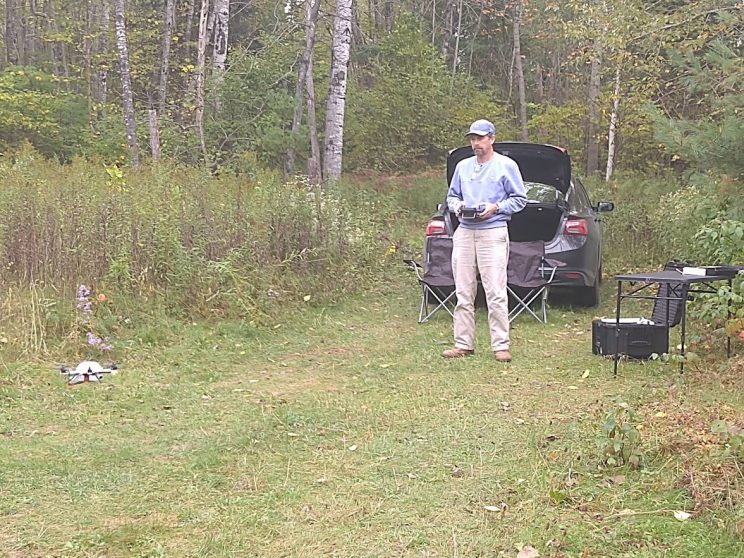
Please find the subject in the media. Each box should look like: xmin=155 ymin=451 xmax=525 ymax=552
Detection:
xmin=0 ymin=0 xmax=740 ymax=180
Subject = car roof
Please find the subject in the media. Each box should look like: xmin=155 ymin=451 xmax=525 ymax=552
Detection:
xmin=447 ymin=142 xmax=572 ymax=194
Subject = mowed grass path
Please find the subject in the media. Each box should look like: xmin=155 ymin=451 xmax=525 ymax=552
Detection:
xmin=2 ymin=272 xmax=743 ymax=557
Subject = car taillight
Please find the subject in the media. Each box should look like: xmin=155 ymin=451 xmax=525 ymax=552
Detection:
xmin=563 ymin=218 xmax=588 ymax=236
xmin=426 ymin=220 xmax=447 ymax=236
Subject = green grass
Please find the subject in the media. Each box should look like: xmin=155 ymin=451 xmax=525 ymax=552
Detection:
xmin=1 ymin=274 xmax=743 ymax=557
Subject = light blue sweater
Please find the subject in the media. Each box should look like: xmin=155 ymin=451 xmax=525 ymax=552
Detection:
xmin=446 ymin=153 xmax=527 ymax=229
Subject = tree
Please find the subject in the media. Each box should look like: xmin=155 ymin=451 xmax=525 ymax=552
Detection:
xmin=157 ymin=0 xmax=177 ymax=113
xmin=194 ymin=0 xmax=210 ymax=163
xmin=286 ymin=0 xmax=321 ymax=177
xmin=113 ymin=0 xmax=140 ymax=167
xmin=322 ymin=0 xmax=353 ymax=183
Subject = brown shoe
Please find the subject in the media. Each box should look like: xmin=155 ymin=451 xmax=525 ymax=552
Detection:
xmin=442 ymin=347 xmax=475 ymax=359
xmin=494 ymin=350 xmax=512 ymax=363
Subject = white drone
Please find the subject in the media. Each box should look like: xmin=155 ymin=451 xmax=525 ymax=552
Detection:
xmin=59 ymin=361 xmax=119 ymax=385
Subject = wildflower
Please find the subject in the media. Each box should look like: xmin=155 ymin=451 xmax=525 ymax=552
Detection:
xmin=86 ymin=331 xmax=113 ymax=352
xmin=76 ymin=284 xmax=93 ymax=324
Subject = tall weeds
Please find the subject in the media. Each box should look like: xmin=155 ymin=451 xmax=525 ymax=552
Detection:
xmin=0 ymin=148 xmax=412 ymax=355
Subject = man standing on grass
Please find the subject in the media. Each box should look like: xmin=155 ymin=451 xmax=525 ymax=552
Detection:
xmin=442 ymin=119 xmax=527 ymax=362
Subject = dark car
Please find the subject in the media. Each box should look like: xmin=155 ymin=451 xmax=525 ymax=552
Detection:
xmin=424 ymin=142 xmax=614 ymax=306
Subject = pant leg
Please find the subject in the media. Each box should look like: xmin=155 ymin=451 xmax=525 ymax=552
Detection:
xmin=452 ymin=227 xmax=478 ymax=350
xmin=475 ymin=227 xmax=510 ymax=351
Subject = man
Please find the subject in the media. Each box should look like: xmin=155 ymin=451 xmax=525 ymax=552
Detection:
xmin=442 ymin=119 xmax=527 ymax=362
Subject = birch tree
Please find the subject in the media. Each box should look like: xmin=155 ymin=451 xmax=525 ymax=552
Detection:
xmin=113 ymin=0 xmax=140 ymax=167
xmin=194 ymin=0 xmax=210 ymax=163
xmin=605 ymin=63 xmax=621 ymax=181
xmin=286 ymin=0 xmax=321 ymax=176
xmin=322 ymin=0 xmax=352 ymax=183
xmin=212 ymin=0 xmax=229 ymax=76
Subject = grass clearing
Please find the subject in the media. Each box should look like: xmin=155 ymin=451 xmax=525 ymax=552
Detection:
xmin=1 ymin=274 xmax=743 ymax=557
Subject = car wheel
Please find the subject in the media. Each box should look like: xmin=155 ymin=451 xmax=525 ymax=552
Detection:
xmin=575 ymin=271 xmax=600 ymax=307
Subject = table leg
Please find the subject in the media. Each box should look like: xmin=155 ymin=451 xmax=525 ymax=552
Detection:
xmin=614 ymin=280 xmax=622 ymax=377
xmin=679 ymin=300 xmax=686 ymax=373
xmin=727 ymin=278 xmax=732 ymax=358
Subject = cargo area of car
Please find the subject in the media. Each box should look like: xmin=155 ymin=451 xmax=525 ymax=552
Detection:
xmin=508 ymin=204 xmax=564 ymax=242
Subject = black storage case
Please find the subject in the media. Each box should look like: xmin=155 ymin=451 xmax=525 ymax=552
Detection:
xmin=592 ymin=319 xmax=669 ymax=359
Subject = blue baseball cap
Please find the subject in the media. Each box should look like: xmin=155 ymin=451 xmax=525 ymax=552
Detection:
xmin=465 ymin=119 xmax=495 ymax=137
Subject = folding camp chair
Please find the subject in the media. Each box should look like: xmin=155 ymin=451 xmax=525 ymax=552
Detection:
xmin=507 ymin=240 xmax=562 ymax=323
xmin=405 ymin=237 xmax=456 ymax=323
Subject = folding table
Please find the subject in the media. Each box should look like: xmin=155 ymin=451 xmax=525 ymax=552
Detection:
xmin=613 ymin=270 xmax=733 ymax=375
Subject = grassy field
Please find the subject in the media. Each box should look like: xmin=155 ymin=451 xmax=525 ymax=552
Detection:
xmin=1 ymin=272 xmax=743 ymax=557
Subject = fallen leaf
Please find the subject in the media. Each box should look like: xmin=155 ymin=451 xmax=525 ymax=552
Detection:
xmin=348 ymin=444 xmax=358 ymax=451
xmin=607 ymin=475 xmax=625 ymax=485
xmin=517 ymin=545 xmax=540 ymax=558
xmin=303 ymin=295 xmax=311 ymax=302
xmin=582 ymin=370 xmax=590 ymax=378
xmin=567 ymin=385 xmax=579 ymax=390
xmin=484 ymin=505 xmax=500 ymax=512
xmin=654 ymin=411 xmax=667 ymax=418
xmin=673 ymin=510 xmax=691 ymax=521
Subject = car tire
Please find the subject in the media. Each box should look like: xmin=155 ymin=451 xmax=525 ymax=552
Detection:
xmin=575 ymin=270 xmax=601 ymax=307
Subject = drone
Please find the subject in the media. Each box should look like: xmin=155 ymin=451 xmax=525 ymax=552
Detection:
xmin=59 ymin=361 xmax=119 ymax=385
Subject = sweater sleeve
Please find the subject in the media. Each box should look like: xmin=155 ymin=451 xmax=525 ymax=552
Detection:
xmin=446 ymin=164 xmax=464 ymax=212
xmin=498 ymin=160 xmax=527 ymax=216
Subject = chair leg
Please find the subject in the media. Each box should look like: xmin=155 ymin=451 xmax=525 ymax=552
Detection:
xmin=419 ymin=286 xmax=456 ymax=323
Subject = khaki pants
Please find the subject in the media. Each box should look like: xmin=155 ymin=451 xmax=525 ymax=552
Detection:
xmin=452 ymin=226 xmax=510 ymax=352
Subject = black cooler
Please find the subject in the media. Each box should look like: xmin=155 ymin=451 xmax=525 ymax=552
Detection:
xmin=592 ymin=318 xmax=669 ymax=359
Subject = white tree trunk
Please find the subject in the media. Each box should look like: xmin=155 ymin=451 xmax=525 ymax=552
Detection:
xmin=149 ymin=109 xmax=161 ymax=160
xmin=194 ymin=0 xmax=210 ymax=163
xmin=158 ymin=0 xmax=176 ymax=113
xmin=322 ymin=0 xmax=352 ymax=183
xmin=114 ymin=0 xmax=140 ymax=167
xmin=286 ymin=0 xmax=321 ymax=176
xmin=212 ymin=0 xmax=229 ymax=75
xmin=605 ymin=64 xmax=622 ymax=182
xmin=513 ymin=0 xmax=528 ymax=141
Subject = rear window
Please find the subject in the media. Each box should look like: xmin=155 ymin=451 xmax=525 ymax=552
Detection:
xmin=525 ymin=182 xmax=565 ymax=204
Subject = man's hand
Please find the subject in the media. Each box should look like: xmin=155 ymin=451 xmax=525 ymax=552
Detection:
xmin=453 ymin=200 xmax=466 ymax=216
xmin=478 ymin=202 xmax=499 ymax=218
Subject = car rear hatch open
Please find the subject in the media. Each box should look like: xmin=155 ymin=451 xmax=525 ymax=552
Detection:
xmin=446 ymin=143 xmax=572 ymax=242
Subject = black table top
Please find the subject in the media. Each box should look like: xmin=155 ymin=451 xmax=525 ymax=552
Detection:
xmin=615 ymin=270 xmax=733 ymax=283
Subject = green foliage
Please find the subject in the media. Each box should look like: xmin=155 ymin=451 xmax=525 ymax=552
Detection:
xmin=528 ymin=102 xmax=587 ymax=162
xmin=596 ymin=398 xmax=643 ymax=468
xmin=344 ymin=17 xmax=506 ymax=171
xmin=687 ymin=218 xmax=744 ymax=323
xmin=201 ymin=37 xmax=301 ymax=170
xmin=653 ymin=40 xmax=744 ymax=180
xmin=0 ymin=67 xmax=90 ymax=159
